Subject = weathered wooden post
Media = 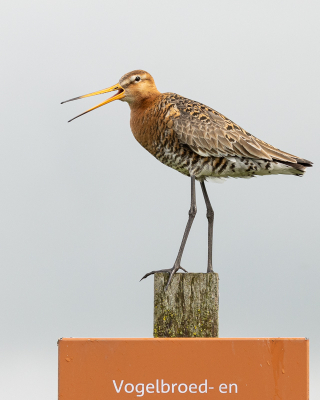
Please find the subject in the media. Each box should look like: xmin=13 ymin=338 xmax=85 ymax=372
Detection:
xmin=154 ymin=272 xmax=219 ymax=338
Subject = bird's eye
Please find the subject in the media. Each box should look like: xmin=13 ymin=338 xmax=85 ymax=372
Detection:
xmin=135 ymin=76 xmax=141 ymax=82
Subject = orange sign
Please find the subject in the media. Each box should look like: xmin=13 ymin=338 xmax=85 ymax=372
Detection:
xmin=58 ymin=338 xmax=308 ymax=399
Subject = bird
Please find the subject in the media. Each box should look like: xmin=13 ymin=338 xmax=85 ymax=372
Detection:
xmin=62 ymin=70 xmax=313 ymax=290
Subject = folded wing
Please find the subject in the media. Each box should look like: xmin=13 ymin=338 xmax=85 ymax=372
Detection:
xmin=167 ymin=93 xmax=312 ymax=170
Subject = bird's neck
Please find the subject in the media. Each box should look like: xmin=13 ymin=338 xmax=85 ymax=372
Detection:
xmin=128 ymin=91 xmax=161 ymax=112
xmin=129 ymin=92 xmax=163 ymax=154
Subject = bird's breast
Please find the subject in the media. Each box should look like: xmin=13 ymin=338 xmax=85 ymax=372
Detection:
xmin=129 ymin=96 xmax=181 ymax=157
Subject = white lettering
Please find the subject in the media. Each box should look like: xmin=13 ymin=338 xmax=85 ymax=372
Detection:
xmin=136 ymin=383 xmax=144 ymax=397
xmin=112 ymin=379 xmax=234 ymax=395
xmin=161 ymin=380 xmax=170 ymax=393
xmin=113 ymin=380 xmax=123 ymax=393
xmin=125 ymin=383 xmax=134 ymax=393
xmin=219 ymin=383 xmax=228 ymax=393
xmin=199 ymin=380 xmax=208 ymax=393
xmin=178 ymin=383 xmax=188 ymax=393
xmin=146 ymin=383 xmax=154 ymax=393
xmin=229 ymin=383 xmax=238 ymax=393
xmin=189 ymin=383 xmax=197 ymax=393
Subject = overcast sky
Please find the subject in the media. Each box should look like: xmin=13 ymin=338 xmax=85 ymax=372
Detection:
xmin=1 ymin=0 xmax=319 ymax=398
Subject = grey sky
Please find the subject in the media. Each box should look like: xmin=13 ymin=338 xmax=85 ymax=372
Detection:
xmin=1 ymin=0 xmax=319 ymax=398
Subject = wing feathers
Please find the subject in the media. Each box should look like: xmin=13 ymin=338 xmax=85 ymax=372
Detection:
xmin=168 ymin=93 xmax=311 ymax=167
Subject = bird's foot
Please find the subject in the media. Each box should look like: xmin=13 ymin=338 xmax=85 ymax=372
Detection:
xmin=140 ymin=265 xmax=188 ymax=291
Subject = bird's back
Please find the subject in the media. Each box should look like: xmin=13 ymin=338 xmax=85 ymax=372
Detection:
xmin=130 ymin=92 xmax=312 ymax=180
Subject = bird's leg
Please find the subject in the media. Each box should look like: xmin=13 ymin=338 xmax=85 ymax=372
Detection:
xmin=166 ymin=175 xmax=197 ymax=288
xmin=140 ymin=176 xmax=197 ymax=290
xmin=200 ymin=181 xmax=214 ymax=273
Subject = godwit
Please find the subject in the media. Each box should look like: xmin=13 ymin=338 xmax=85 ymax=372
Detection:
xmin=62 ymin=70 xmax=312 ymax=290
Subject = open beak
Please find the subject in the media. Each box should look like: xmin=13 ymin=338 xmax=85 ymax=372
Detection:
xmin=61 ymin=83 xmax=125 ymax=122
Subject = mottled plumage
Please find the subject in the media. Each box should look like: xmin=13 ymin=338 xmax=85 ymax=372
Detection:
xmin=128 ymin=88 xmax=312 ymax=180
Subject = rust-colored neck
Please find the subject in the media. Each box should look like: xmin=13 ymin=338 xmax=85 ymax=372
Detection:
xmin=129 ymin=92 xmax=163 ymax=155
xmin=128 ymin=91 xmax=161 ymax=112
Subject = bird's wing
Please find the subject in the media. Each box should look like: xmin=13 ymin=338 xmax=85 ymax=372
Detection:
xmin=166 ymin=93 xmax=304 ymax=163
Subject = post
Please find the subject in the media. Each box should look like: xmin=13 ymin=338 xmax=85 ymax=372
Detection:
xmin=154 ymin=272 xmax=219 ymax=338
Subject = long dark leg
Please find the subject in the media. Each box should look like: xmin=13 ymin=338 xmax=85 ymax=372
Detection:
xmin=167 ymin=175 xmax=197 ymax=286
xmin=200 ymin=181 xmax=214 ymax=273
xmin=140 ymin=175 xmax=197 ymax=290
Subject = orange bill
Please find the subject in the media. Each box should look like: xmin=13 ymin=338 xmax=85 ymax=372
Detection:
xmin=61 ymin=83 xmax=125 ymax=122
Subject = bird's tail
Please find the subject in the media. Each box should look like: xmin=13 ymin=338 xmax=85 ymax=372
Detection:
xmin=279 ymin=158 xmax=313 ymax=174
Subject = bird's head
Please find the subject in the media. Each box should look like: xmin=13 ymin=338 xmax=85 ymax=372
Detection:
xmin=62 ymin=70 xmax=160 ymax=122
